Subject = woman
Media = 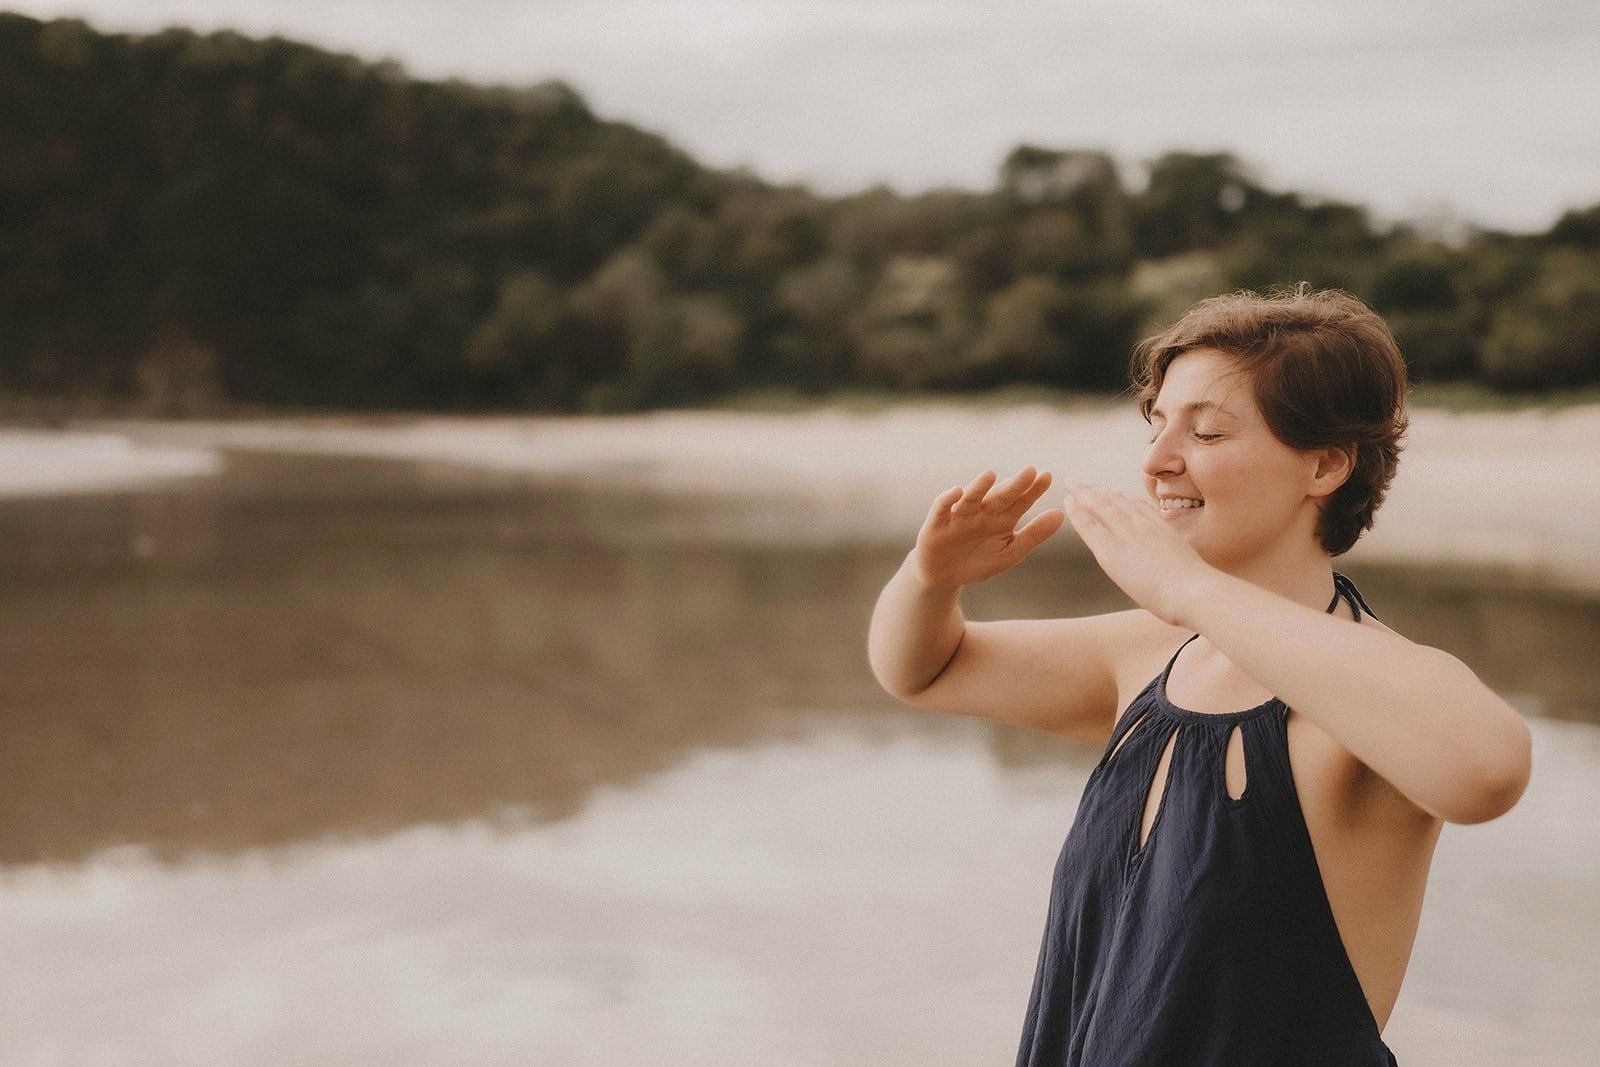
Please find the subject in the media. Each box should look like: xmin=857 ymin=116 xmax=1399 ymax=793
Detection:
xmin=866 ymin=287 xmax=1531 ymax=1066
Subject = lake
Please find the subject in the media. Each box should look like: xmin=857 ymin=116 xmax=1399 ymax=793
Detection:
xmin=1 ymin=447 xmax=1597 ymax=1064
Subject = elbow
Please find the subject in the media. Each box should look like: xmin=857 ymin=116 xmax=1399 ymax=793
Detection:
xmin=865 ymin=619 xmax=926 ymax=706
xmin=866 ymin=634 xmax=962 ymax=706
xmin=865 ymin=630 xmax=912 ymax=703
xmin=870 ymin=663 xmax=926 ymax=706
xmin=872 ymin=672 xmax=940 ymax=709
xmin=1444 ymin=714 xmax=1533 ymax=825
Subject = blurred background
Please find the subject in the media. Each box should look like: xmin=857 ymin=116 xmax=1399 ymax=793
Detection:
xmin=1 ymin=3 xmax=1598 ymax=1064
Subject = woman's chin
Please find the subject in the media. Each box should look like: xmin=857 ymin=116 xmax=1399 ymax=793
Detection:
xmin=1188 ymin=533 xmax=1252 ymax=573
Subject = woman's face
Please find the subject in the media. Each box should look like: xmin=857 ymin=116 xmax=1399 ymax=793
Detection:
xmin=1141 ymin=348 xmax=1328 ymax=571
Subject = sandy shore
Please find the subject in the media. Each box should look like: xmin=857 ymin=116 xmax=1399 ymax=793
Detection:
xmin=12 ymin=401 xmax=1600 ymax=591
xmin=0 ymin=430 xmax=221 ymax=496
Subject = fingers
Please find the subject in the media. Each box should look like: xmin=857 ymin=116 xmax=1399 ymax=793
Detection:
xmin=959 ymin=466 xmax=1055 ymax=513
xmin=1010 ymin=507 xmax=1066 ymax=555
xmin=1098 ymin=486 xmax=1162 ymax=530
xmin=925 ymin=483 xmax=967 ymax=526
xmin=1063 ymin=481 xmax=1150 ymax=517
xmin=950 ymin=469 xmax=998 ymax=516
xmin=1059 ymin=480 xmax=1103 ymax=534
xmin=929 ymin=466 xmax=1058 ymax=528
xmin=1062 ymin=479 xmax=1146 ymax=538
xmin=996 ymin=467 xmax=1055 ymax=517
xmin=984 ymin=465 xmax=1037 ymax=511
xmin=1062 ymin=482 xmax=1176 ymax=563
xmin=1105 ymin=489 xmax=1161 ymax=529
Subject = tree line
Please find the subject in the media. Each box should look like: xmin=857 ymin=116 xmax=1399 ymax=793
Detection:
xmin=3 ymin=13 xmax=1598 ymax=415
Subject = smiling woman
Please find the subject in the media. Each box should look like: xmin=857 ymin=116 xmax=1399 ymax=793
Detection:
xmin=1134 ymin=288 xmax=1411 ymax=558
xmin=867 ymin=286 xmax=1532 ymax=1066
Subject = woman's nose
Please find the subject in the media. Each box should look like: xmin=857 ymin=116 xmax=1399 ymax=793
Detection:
xmin=1142 ymin=428 xmax=1184 ymax=479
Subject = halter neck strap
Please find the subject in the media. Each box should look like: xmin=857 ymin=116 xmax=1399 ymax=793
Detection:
xmin=1329 ymin=571 xmax=1376 ymax=621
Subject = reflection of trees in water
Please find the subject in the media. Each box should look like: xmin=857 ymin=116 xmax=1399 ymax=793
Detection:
xmin=1 ymin=466 xmax=1596 ymax=866
xmin=0 ymin=476 xmax=1017 ymax=864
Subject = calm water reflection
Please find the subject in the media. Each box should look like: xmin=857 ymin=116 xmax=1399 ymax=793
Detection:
xmin=1 ymin=450 xmax=1597 ymax=1063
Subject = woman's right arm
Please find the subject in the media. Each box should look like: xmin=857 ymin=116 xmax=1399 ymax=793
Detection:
xmin=867 ymin=468 xmax=1168 ymax=743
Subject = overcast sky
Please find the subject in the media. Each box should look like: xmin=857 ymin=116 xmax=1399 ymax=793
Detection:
xmin=13 ymin=0 xmax=1600 ymax=232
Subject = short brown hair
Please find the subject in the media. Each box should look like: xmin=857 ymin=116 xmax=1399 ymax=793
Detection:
xmin=1130 ymin=286 xmax=1409 ymax=556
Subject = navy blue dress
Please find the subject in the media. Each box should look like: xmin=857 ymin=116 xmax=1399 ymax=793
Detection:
xmin=1016 ymin=574 xmax=1399 ymax=1066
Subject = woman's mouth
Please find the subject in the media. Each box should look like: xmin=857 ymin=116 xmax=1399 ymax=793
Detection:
xmin=1158 ymin=497 xmax=1205 ymax=511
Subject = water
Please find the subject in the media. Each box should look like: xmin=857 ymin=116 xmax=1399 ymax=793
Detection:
xmin=1 ymin=450 xmax=1597 ymax=1064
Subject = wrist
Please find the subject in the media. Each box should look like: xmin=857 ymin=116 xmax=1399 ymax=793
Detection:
xmin=905 ymin=547 xmax=964 ymax=595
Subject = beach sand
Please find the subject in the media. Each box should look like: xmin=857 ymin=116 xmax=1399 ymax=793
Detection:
xmin=36 ymin=399 xmax=1600 ymax=593
xmin=0 ymin=430 xmax=220 ymax=496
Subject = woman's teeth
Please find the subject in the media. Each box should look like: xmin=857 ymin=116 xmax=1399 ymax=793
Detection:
xmin=1160 ymin=498 xmax=1204 ymax=510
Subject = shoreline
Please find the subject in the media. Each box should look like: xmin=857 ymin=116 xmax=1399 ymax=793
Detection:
xmin=0 ymin=430 xmax=221 ymax=497
xmin=6 ymin=402 xmax=1599 ymax=594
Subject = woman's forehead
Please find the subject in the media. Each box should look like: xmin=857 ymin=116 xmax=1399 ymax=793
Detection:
xmin=1151 ymin=349 xmax=1256 ymax=418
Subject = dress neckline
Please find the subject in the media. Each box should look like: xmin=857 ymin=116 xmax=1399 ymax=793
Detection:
xmin=1154 ymin=653 xmax=1284 ymax=723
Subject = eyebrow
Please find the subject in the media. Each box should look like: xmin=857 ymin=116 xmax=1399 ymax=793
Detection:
xmin=1148 ymin=400 xmax=1235 ymax=421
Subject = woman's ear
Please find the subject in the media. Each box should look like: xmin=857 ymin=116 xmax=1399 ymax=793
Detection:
xmin=1308 ymin=444 xmax=1356 ymax=499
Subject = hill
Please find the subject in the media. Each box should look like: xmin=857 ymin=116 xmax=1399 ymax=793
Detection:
xmin=2 ymin=13 xmax=1598 ymax=413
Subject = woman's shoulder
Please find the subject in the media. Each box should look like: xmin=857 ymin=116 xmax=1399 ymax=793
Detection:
xmin=1096 ymin=609 xmax=1193 ymax=708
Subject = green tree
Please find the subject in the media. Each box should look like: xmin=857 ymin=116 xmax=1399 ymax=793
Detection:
xmin=850 ymin=256 xmax=974 ymax=388
xmin=1133 ymin=152 xmax=1258 ymax=256
xmin=1367 ymin=244 xmax=1476 ymax=380
xmin=1481 ymin=250 xmax=1600 ymax=389
xmin=999 ymin=146 xmax=1131 ymax=276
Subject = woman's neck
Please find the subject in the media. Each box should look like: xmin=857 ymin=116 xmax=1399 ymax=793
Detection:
xmin=1218 ymin=543 xmax=1339 ymax=615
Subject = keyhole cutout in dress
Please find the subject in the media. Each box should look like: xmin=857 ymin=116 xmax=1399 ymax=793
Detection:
xmin=1138 ymin=727 xmax=1180 ymax=850
xmin=1107 ymin=711 xmax=1150 ymax=764
xmin=1224 ymin=724 xmax=1248 ymax=801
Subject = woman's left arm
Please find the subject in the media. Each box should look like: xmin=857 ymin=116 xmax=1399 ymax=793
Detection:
xmin=1177 ymin=570 xmax=1530 ymax=824
xmin=1062 ymin=482 xmax=1533 ymax=825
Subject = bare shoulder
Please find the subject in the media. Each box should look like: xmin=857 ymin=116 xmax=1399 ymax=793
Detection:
xmin=909 ymin=608 xmax=1186 ymax=745
xmin=1103 ymin=610 xmax=1195 ymax=715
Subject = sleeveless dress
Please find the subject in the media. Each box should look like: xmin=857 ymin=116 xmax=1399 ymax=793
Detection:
xmin=1015 ymin=573 xmax=1400 ymax=1066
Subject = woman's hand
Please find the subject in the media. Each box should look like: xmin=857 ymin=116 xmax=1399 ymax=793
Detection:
xmin=1060 ymin=480 xmax=1215 ymax=627
xmin=912 ymin=467 xmax=1064 ymax=589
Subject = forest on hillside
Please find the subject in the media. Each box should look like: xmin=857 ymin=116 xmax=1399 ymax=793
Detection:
xmin=4 ymin=12 xmax=1599 ymax=415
